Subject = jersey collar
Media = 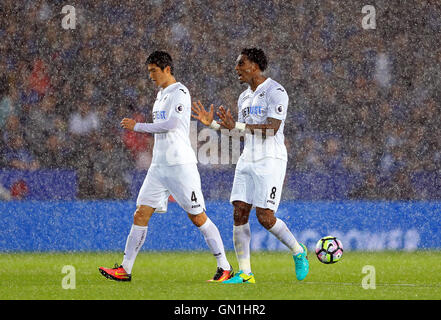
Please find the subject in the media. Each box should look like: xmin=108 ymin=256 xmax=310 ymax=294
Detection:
xmin=249 ymin=77 xmax=271 ymax=94
xmin=160 ymin=81 xmax=181 ymax=95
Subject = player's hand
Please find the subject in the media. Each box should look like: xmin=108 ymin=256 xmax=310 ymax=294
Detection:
xmin=191 ymin=100 xmax=214 ymax=126
xmin=120 ymin=118 xmax=136 ymax=131
xmin=217 ymin=106 xmax=235 ymax=130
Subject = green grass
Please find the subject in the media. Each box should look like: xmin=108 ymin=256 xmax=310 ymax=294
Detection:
xmin=0 ymin=251 xmax=440 ymax=300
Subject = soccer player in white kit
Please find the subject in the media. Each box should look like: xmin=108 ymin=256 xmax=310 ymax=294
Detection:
xmin=192 ymin=48 xmax=309 ymax=283
xmin=99 ymin=51 xmax=233 ymax=282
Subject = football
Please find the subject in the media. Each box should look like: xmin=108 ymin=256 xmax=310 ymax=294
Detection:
xmin=315 ymin=236 xmax=344 ymax=264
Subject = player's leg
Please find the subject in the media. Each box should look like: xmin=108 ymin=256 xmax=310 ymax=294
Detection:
xmin=223 ymin=159 xmax=256 ymax=283
xmin=99 ymin=204 xmax=154 ymax=281
xmin=222 ymin=200 xmax=256 ymax=284
xmin=120 ymin=205 xmax=155 ymax=273
xmin=133 ymin=204 xmax=155 ymax=226
xmin=252 ymin=157 xmax=302 ymax=252
xmin=256 ymin=206 xmax=308 ymax=280
xmin=99 ymin=166 xmax=167 ymax=281
xmin=232 ymin=200 xmax=252 ymax=274
xmin=187 ymin=211 xmax=233 ymax=282
xmin=166 ymin=163 xmax=232 ymax=281
xmin=255 ymin=206 xmax=303 ymax=254
xmin=253 ymin=158 xmax=309 ymax=280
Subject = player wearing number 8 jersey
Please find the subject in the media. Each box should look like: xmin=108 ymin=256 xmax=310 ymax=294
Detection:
xmin=99 ymin=51 xmax=233 ymax=283
xmin=192 ymin=48 xmax=309 ymax=283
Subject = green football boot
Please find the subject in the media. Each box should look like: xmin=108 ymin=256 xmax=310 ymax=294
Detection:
xmin=222 ymin=270 xmax=255 ymax=284
xmin=293 ymin=243 xmax=309 ymax=281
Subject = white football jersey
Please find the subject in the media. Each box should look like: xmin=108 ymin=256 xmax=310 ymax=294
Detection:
xmin=237 ymin=78 xmax=288 ymax=162
xmin=150 ymin=82 xmax=197 ymax=166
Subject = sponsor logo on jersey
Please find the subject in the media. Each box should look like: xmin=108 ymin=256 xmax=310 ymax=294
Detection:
xmin=153 ymin=110 xmax=167 ymax=120
xmin=242 ymin=105 xmax=264 ymax=118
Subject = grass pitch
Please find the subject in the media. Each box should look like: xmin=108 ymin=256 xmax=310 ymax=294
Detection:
xmin=0 ymin=251 xmax=440 ymax=300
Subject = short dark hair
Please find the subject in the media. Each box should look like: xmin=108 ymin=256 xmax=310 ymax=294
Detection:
xmin=241 ymin=48 xmax=268 ymax=72
xmin=146 ymin=51 xmax=174 ymax=74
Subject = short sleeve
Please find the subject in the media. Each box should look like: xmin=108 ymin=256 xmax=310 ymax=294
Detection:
xmin=266 ymin=86 xmax=288 ymax=120
xmin=167 ymin=86 xmax=191 ymax=120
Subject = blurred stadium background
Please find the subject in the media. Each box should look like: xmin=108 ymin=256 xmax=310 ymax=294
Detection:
xmin=0 ymin=0 xmax=440 ymax=252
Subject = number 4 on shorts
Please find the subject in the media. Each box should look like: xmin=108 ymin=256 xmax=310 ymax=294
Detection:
xmin=191 ymin=191 xmax=197 ymax=202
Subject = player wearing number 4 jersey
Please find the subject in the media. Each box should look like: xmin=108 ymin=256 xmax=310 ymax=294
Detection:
xmin=99 ymin=51 xmax=233 ymax=283
xmin=192 ymin=48 xmax=309 ymax=283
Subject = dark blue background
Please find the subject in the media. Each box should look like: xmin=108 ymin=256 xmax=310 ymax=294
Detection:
xmin=1 ymin=169 xmax=440 ymax=201
xmin=0 ymin=200 xmax=439 ymax=252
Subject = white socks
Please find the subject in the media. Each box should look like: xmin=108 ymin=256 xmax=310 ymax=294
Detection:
xmin=121 ymin=218 xmax=230 ymax=274
xmin=233 ymin=223 xmax=252 ymax=274
xmin=232 ymin=219 xmax=302 ymax=275
xmin=198 ymin=217 xmax=230 ymax=270
xmin=121 ymin=224 xmax=147 ymax=274
xmin=120 ymin=218 xmax=301 ymax=276
xmin=268 ymin=218 xmax=303 ymax=255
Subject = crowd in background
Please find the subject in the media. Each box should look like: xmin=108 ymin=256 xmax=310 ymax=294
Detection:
xmin=0 ymin=0 xmax=440 ymax=200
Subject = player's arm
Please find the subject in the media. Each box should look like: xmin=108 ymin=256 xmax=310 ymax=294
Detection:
xmin=216 ymin=106 xmax=281 ymax=135
xmin=122 ymin=90 xmax=187 ymax=133
xmin=121 ymin=117 xmax=178 ymax=133
xmin=244 ymin=117 xmax=281 ymax=135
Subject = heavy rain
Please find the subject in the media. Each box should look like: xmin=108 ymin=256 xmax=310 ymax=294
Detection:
xmin=0 ymin=0 xmax=440 ymax=304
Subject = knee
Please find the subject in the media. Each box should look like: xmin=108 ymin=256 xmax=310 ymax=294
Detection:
xmin=133 ymin=206 xmax=153 ymax=226
xmin=233 ymin=201 xmax=251 ymax=225
xmin=255 ymin=208 xmax=276 ymax=230
xmin=188 ymin=211 xmax=207 ymax=228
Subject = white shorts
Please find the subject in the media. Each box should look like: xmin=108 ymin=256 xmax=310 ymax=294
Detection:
xmin=230 ymin=157 xmax=287 ymax=212
xmin=136 ymin=163 xmax=206 ymax=215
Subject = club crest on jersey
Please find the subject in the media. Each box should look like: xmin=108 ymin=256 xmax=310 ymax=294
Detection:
xmin=175 ymin=104 xmax=184 ymax=113
xmin=153 ymin=110 xmax=167 ymax=120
